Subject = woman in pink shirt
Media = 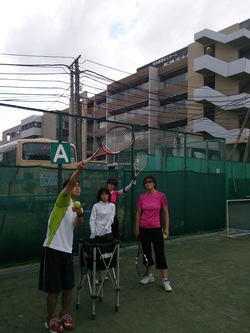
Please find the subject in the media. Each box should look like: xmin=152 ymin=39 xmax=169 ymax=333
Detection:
xmin=135 ymin=175 xmax=172 ymax=292
xmin=106 ymin=178 xmax=135 ymax=239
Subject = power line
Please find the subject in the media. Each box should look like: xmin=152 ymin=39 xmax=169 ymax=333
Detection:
xmin=0 ymin=53 xmax=249 ymax=140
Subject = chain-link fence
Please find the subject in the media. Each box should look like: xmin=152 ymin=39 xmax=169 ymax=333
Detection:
xmin=0 ymin=108 xmax=226 ymax=173
xmin=0 ymin=108 xmax=249 ymax=266
xmin=0 ymin=166 xmax=226 ymax=266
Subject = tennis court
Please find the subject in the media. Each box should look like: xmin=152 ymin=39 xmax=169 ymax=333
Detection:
xmin=0 ymin=233 xmax=249 ymax=333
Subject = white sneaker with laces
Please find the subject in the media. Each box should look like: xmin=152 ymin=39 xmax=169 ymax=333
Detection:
xmin=140 ymin=274 xmax=155 ymax=285
xmin=162 ymin=279 xmax=172 ymax=292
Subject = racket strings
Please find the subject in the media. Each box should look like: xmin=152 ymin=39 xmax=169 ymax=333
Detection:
xmin=135 ymin=243 xmax=148 ymax=277
xmin=134 ymin=165 xmax=140 ymax=171
xmin=102 ymin=127 xmax=134 ymax=153
xmin=134 ymin=153 xmax=148 ymax=170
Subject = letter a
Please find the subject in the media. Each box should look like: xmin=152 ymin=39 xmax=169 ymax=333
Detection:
xmin=53 ymin=144 xmax=69 ymax=163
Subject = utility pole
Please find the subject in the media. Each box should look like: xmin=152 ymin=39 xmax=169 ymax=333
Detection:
xmin=69 ymin=55 xmax=82 ymax=160
xmin=69 ymin=67 xmax=74 ymax=145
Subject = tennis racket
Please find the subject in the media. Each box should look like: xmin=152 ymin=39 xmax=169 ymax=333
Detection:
xmin=135 ymin=237 xmax=148 ymax=277
xmin=83 ymin=126 xmax=135 ymax=165
xmin=133 ymin=152 xmax=149 ymax=179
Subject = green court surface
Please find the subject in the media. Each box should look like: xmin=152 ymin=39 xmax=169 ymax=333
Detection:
xmin=1 ymin=234 xmax=250 ymax=333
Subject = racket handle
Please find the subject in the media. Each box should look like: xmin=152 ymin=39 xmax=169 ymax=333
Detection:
xmin=83 ymin=156 xmax=93 ymax=165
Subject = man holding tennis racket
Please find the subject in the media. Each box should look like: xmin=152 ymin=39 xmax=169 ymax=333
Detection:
xmin=38 ymin=161 xmax=85 ymax=333
xmin=135 ymin=175 xmax=172 ymax=292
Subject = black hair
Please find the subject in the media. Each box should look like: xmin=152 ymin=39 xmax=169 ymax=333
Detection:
xmin=62 ymin=177 xmax=80 ymax=189
xmin=106 ymin=178 xmax=118 ymax=187
xmin=143 ymin=175 xmax=157 ymax=189
xmin=97 ymin=187 xmax=111 ymax=202
xmin=63 ymin=178 xmax=70 ymax=189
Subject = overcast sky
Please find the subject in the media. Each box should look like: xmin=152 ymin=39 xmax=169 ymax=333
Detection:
xmin=0 ymin=0 xmax=250 ymax=139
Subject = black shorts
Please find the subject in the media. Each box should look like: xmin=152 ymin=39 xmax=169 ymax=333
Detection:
xmin=111 ymin=215 xmax=119 ymax=239
xmin=38 ymin=247 xmax=74 ymax=293
xmin=139 ymin=226 xmax=168 ymax=270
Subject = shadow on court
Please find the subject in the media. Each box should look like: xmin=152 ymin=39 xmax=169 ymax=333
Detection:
xmin=1 ymin=233 xmax=250 ymax=333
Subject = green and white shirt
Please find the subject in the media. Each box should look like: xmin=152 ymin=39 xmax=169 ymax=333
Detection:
xmin=43 ymin=190 xmax=76 ymax=253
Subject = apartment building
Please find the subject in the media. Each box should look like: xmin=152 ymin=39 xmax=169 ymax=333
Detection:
xmin=86 ymin=18 xmax=250 ymax=161
xmin=190 ymin=19 xmax=250 ymax=161
xmin=1 ymin=113 xmax=70 ymax=144
xmin=2 ymin=19 xmax=250 ymax=162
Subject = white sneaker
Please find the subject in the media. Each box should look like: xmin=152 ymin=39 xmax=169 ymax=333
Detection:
xmin=140 ymin=275 xmax=155 ymax=285
xmin=91 ymin=274 xmax=100 ymax=284
xmin=162 ymin=279 xmax=172 ymax=292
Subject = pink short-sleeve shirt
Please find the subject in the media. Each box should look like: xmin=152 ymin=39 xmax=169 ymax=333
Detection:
xmin=137 ymin=191 xmax=168 ymax=228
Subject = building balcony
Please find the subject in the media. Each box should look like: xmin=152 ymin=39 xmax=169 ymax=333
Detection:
xmin=192 ymin=117 xmax=248 ymax=144
xmin=158 ymin=109 xmax=187 ymax=125
xmin=194 ymin=28 xmax=250 ymax=49
xmin=194 ymin=86 xmax=250 ymax=110
xmin=108 ymin=68 xmax=149 ymax=94
xmin=20 ymin=128 xmax=42 ymax=139
xmin=133 ymin=137 xmax=149 ymax=150
xmin=108 ymin=94 xmax=149 ymax=114
xmin=158 ymin=81 xmax=187 ymax=102
xmin=116 ymin=116 xmax=148 ymax=127
xmin=194 ymin=55 xmax=250 ymax=80
xmin=108 ymin=102 xmax=149 ymax=115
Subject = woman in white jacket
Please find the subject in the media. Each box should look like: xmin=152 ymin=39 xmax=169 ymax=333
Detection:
xmin=89 ymin=187 xmax=115 ymax=241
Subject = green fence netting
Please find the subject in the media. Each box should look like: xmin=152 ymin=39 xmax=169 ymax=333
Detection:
xmin=0 ymin=166 xmax=226 ymax=266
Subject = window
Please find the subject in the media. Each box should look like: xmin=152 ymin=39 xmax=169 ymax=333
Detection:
xmin=62 ymin=120 xmax=69 ymax=129
xmin=23 ymin=142 xmax=51 ymax=161
xmin=160 ymin=73 xmax=187 ymax=89
xmin=0 ymin=147 xmax=16 ymax=166
xmin=204 ymin=106 xmax=215 ymax=121
xmin=21 ymin=121 xmax=42 ymax=131
xmin=204 ymin=75 xmax=215 ymax=89
xmin=204 ymin=45 xmax=215 ymax=56
xmin=163 ymin=100 xmax=187 ymax=112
